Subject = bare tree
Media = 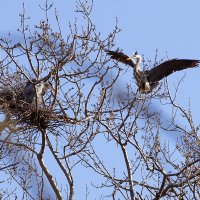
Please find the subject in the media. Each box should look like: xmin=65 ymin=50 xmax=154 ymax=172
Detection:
xmin=0 ymin=1 xmax=199 ymax=200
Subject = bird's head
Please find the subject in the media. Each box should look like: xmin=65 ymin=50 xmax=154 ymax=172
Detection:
xmin=36 ymin=81 xmax=51 ymax=96
xmin=25 ymin=78 xmax=36 ymax=87
xmin=127 ymin=51 xmax=142 ymax=64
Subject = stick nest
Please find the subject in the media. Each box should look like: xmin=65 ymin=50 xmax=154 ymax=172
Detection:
xmin=0 ymin=81 xmax=67 ymax=130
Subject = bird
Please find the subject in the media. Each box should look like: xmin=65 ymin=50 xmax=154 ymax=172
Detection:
xmin=23 ymin=79 xmax=50 ymax=106
xmin=106 ymin=50 xmax=200 ymax=93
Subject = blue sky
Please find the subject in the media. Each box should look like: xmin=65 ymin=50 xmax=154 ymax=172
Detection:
xmin=2 ymin=0 xmax=200 ymax=59
xmin=1 ymin=0 xmax=200 ymax=199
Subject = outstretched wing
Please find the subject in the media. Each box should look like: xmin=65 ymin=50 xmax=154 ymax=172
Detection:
xmin=148 ymin=59 xmax=200 ymax=82
xmin=106 ymin=50 xmax=134 ymax=68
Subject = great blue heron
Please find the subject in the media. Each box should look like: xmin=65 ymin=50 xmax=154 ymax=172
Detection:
xmin=23 ymin=79 xmax=50 ymax=106
xmin=106 ymin=50 xmax=200 ymax=93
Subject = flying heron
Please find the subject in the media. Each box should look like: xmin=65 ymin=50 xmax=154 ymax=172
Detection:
xmin=106 ymin=50 xmax=200 ymax=93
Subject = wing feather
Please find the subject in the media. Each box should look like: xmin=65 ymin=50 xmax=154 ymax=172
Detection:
xmin=106 ymin=50 xmax=134 ymax=68
xmin=148 ymin=59 xmax=200 ymax=82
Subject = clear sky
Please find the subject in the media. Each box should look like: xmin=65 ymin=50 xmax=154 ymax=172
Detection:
xmin=1 ymin=0 xmax=200 ymax=199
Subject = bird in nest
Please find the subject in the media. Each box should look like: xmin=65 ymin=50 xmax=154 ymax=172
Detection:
xmin=23 ymin=79 xmax=51 ymax=106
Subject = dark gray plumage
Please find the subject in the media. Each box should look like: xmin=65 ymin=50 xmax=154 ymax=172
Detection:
xmin=23 ymin=79 xmax=50 ymax=106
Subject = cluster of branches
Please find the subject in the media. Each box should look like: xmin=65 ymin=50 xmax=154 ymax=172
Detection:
xmin=0 ymin=1 xmax=199 ymax=199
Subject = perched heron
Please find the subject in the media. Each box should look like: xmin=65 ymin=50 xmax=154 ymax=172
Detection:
xmin=23 ymin=79 xmax=50 ymax=106
xmin=106 ymin=50 xmax=200 ymax=93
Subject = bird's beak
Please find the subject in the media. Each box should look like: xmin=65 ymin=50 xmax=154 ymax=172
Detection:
xmin=126 ymin=57 xmax=131 ymax=60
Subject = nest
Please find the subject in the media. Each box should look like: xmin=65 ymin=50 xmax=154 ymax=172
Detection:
xmin=0 ymin=78 xmax=79 ymax=134
xmin=0 ymin=84 xmax=52 ymax=130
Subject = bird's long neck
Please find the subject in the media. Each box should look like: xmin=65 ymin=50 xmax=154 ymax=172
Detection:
xmin=134 ymin=57 xmax=142 ymax=72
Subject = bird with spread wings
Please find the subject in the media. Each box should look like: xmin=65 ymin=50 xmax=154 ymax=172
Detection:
xmin=106 ymin=50 xmax=200 ymax=93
